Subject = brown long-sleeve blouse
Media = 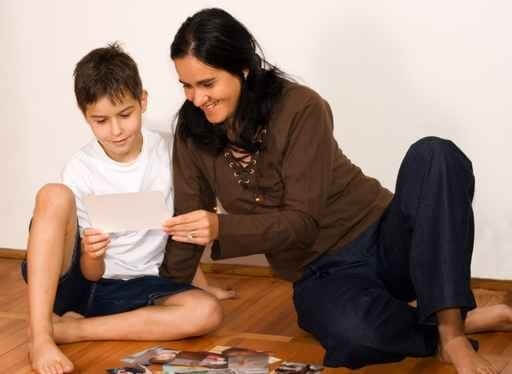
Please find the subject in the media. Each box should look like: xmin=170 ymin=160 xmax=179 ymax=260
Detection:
xmin=160 ymin=80 xmax=393 ymax=283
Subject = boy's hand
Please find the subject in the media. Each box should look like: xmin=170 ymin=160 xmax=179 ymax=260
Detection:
xmin=162 ymin=210 xmax=219 ymax=246
xmin=82 ymin=228 xmax=110 ymax=258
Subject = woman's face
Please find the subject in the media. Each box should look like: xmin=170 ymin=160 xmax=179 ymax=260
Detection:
xmin=174 ymin=54 xmax=243 ymax=124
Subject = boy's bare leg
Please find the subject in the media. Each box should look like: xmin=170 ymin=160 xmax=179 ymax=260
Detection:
xmin=27 ymin=184 xmax=77 ymax=374
xmin=437 ymin=308 xmax=497 ymax=374
xmin=465 ymin=304 xmax=512 ymax=333
xmin=52 ymin=289 xmax=222 ymax=343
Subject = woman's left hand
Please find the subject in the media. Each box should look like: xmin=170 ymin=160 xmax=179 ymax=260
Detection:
xmin=162 ymin=210 xmax=219 ymax=246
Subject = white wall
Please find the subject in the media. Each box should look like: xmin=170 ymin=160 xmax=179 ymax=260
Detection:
xmin=1 ymin=1 xmax=511 ymax=278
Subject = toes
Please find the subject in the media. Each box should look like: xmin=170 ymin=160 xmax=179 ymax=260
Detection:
xmin=55 ymin=361 xmax=65 ymax=374
xmin=49 ymin=362 xmax=59 ymax=374
xmin=42 ymin=363 xmax=53 ymax=374
xmin=62 ymin=359 xmax=74 ymax=372
xmin=226 ymin=290 xmax=238 ymax=299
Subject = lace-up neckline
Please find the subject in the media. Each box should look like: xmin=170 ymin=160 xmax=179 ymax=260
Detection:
xmin=222 ymin=129 xmax=268 ymax=204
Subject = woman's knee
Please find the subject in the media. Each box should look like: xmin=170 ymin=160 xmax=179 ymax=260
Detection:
xmin=409 ymin=137 xmax=472 ymax=169
xmin=403 ymin=137 xmax=474 ymax=189
xmin=409 ymin=136 xmax=451 ymax=159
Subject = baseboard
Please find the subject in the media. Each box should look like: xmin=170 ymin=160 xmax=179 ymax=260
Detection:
xmin=0 ymin=248 xmax=273 ymax=276
xmin=200 ymin=262 xmax=273 ymax=277
xmin=0 ymin=248 xmax=25 ymax=260
xmin=1 ymin=248 xmax=510 ymax=290
xmin=471 ymin=278 xmax=512 ymax=292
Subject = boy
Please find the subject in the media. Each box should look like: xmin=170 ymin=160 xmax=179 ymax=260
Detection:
xmin=23 ymin=43 xmax=228 ymax=374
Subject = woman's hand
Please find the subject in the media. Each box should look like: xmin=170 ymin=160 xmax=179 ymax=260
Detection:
xmin=162 ymin=210 xmax=219 ymax=246
xmin=81 ymin=228 xmax=110 ymax=259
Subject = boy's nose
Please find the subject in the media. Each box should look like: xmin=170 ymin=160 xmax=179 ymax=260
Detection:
xmin=110 ymin=119 xmax=122 ymax=137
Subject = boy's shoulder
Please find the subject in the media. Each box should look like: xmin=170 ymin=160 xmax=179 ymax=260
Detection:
xmin=63 ymin=137 xmax=102 ymax=169
xmin=142 ymin=127 xmax=172 ymax=151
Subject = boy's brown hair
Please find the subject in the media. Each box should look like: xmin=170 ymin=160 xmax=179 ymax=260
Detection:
xmin=74 ymin=42 xmax=143 ymax=113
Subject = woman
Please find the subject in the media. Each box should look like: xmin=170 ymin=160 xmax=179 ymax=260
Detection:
xmin=161 ymin=8 xmax=510 ymax=373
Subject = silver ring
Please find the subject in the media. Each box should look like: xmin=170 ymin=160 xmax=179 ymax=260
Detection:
xmin=187 ymin=232 xmax=196 ymax=239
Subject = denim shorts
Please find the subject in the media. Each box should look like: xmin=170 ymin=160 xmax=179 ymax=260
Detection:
xmin=21 ymin=224 xmax=195 ymax=317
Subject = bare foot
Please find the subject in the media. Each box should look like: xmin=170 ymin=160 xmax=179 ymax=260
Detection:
xmin=438 ymin=336 xmax=497 ymax=374
xmin=466 ymin=304 xmax=512 ymax=334
xmin=205 ymin=285 xmax=238 ymax=300
xmin=29 ymin=335 xmax=74 ymax=374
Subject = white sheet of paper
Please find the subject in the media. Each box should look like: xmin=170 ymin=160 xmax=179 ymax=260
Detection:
xmin=83 ymin=191 xmax=170 ymax=233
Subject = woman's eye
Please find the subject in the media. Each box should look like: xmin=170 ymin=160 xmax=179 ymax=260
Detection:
xmin=120 ymin=113 xmax=132 ymax=118
xmin=96 ymin=119 xmax=106 ymax=124
xmin=203 ymin=82 xmax=214 ymax=88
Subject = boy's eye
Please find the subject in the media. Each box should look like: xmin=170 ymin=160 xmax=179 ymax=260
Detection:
xmin=120 ymin=112 xmax=132 ymax=118
xmin=203 ymin=81 xmax=214 ymax=88
xmin=96 ymin=119 xmax=106 ymax=124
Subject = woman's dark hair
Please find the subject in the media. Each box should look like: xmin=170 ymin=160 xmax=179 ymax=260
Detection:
xmin=171 ymin=8 xmax=285 ymax=154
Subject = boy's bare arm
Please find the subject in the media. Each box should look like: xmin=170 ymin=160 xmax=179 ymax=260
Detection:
xmin=80 ymin=228 xmax=109 ymax=281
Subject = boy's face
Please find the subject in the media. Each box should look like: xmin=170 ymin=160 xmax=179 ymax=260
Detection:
xmin=84 ymin=91 xmax=147 ymax=163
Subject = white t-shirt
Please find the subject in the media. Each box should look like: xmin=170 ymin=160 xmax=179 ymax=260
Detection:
xmin=61 ymin=128 xmax=172 ymax=280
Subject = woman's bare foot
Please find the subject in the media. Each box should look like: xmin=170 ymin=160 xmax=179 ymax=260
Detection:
xmin=438 ymin=336 xmax=497 ymax=374
xmin=28 ymin=335 xmax=74 ymax=374
xmin=204 ymin=285 xmax=238 ymax=300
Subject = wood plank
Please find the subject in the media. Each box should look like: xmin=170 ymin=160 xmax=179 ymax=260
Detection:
xmin=0 ymin=258 xmax=29 ymax=315
xmin=2 ymin=257 xmax=512 ymax=373
xmin=1 ymin=344 xmax=33 ymax=374
xmin=0 ymin=317 xmax=28 ymax=355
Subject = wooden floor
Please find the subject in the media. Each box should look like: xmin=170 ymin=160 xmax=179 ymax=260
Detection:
xmin=2 ymin=257 xmax=512 ymax=373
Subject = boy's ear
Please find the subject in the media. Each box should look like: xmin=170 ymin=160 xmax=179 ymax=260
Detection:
xmin=140 ymin=90 xmax=148 ymax=113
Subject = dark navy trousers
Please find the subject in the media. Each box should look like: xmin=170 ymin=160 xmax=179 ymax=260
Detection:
xmin=293 ymin=137 xmax=476 ymax=369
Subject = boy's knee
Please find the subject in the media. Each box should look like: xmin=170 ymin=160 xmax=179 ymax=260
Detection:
xmin=166 ymin=289 xmax=223 ymax=335
xmin=193 ymin=293 xmax=223 ymax=333
xmin=35 ymin=183 xmax=75 ymax=212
